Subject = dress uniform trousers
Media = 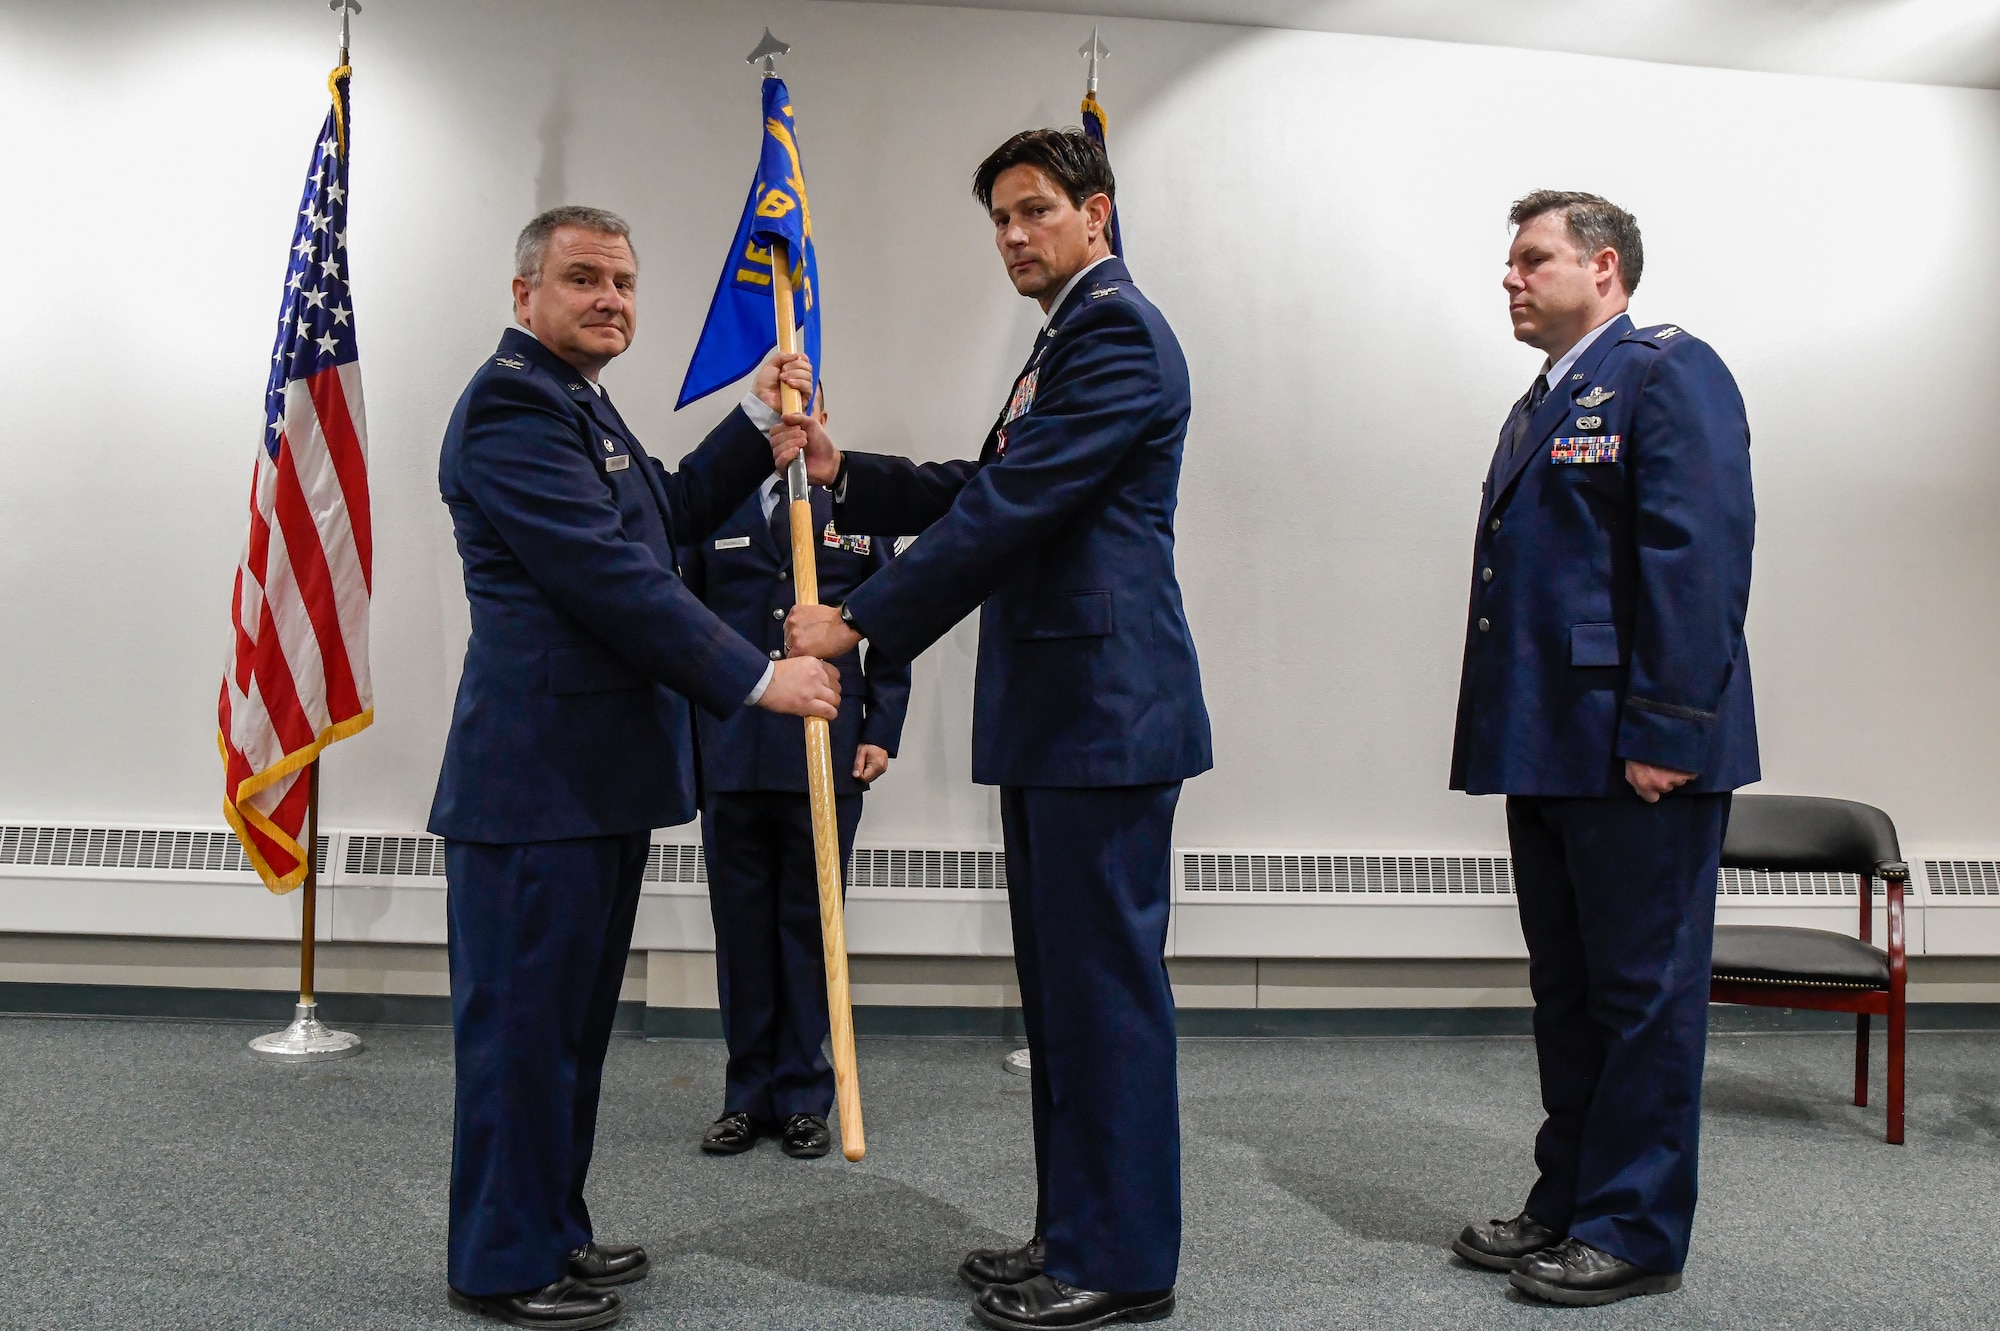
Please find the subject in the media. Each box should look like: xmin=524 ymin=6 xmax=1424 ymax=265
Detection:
xmin=701 ymin=791 xmax=864 ymax=1124
xmin=1003 ymin=783 xmax=1183 ymax=1294
xmin=1507 ymin=792 xmax=1731 ymax=1274
xmin=444 ymin=833 xmax=650 ymax=1296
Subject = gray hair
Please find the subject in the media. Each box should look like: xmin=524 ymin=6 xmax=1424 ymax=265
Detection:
xmin=1508 ymin=190 xmax=1643 ymax=294
xmin=514 ymin=205 xmax=637 ymax=284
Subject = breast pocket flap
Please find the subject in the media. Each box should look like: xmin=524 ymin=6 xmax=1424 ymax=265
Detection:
xmin=548 ymin=646 xmax=645 ymax=695
xmin=1017 ymin=590 xmax=1114 ymax=641
xmin=1569 ymin=622 xmax=1624 ymax=668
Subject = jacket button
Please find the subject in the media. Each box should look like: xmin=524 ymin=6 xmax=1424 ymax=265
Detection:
xmin=1481 ymin=567 xmax=1493 ymax=582
xmin=1489 ymin=518 xmax=1501 ymax=533
xmin=1477 ymin=618 xmax=1491 ymax=632
xmin=777 ymin=570 xmax=789 ymax=581
xmin=772 ymin=607 xmax=785 ymax=620
xmin=768 ymin=648 xmax=783 ymax=660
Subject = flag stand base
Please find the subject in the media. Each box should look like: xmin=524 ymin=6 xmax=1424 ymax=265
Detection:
xmin=1003 ymin=1046 xmax=1031 ymax=1077
xmin=249 ymin=1001 xmax=363 ymax=1062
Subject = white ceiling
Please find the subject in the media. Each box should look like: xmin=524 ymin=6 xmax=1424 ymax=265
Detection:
xmin=815 ymin=0 xmax=2000 ymax=89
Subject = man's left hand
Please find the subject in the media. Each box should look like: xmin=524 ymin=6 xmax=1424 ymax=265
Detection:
xmin=1625 ymin=759 xmax=1696 ymax=804
xmin=787 ymin=604 xmax=862 ymax=660
xmin=752 ymin=350 xmax=814 ymax=412
xmin=853 ymin=744 xmax=890 ymax=783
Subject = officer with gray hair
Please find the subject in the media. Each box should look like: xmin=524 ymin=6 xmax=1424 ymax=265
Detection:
xmin=430 ymin=205 xmax=839 ymax=1329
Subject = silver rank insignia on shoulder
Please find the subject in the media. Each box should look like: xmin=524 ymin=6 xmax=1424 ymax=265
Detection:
xmin=1576 ymin=415 xmax=1603 ymax=430
xmin=1576 ymin=386 xmax=1615 ymax=408
xmin=1655 ymin=326 xmax=1682 ymax=340
xmin=1088 ymin=285 xmax=1119 ymax=299
xmin=494 ymin=356 xmax=525 ymax=369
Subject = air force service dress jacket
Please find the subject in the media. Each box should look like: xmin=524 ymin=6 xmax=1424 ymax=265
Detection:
xmin=1450 ymin=315 xmax=1760 ymax=797
xmin=832 ymin=257 xmax=1212 ymax=789
xmin=681 ymin=485 xmax=910 ymax=796
xmin=428 ymin=328 xmax=773 ymax=843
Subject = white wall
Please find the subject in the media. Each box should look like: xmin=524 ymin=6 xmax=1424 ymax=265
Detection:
xmin=1 ymin=0 xmax=1995 ymax=864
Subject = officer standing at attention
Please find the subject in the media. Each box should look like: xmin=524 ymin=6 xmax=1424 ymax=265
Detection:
xmin=681 ymin=400 xmax=910 ymax=1161
xmin=429 ymin=205 xmax=841 ymax=1330
xmin=1447 ymin=191 xmax=1758 ymax=1307
xmin=778 ymin=130 xmax=1210 ymax=1331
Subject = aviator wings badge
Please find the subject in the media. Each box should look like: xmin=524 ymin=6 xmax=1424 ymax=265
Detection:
xmin=1575 ymin=386 xmax=1615 ymax=408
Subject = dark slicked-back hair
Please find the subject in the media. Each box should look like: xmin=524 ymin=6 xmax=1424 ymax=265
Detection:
xmin=973 ymin=128 xmax=1116 ymax=212
xmin=1509 ymin=190 xmax=1643 ymax=294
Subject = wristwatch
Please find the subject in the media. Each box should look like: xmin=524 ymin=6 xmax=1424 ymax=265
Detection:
xmin=838 ymin=602 xmax=863 ymax=637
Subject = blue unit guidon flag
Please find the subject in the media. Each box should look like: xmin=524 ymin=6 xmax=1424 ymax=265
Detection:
xmin=1080 ymin=89 xmax=1122 ymax=258
xmin=678 ymin=76 xmax=821 ymax=409
xmin=219 ymin=64 xmax=373 ymax=892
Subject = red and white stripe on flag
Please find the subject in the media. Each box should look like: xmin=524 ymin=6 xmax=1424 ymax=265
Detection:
xmin=220 ymin=66 xmax=373 ymax=893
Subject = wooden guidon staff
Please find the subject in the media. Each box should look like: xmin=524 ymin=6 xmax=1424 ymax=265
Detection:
xmin=770 ymin=239 xmax=864 ymax=1161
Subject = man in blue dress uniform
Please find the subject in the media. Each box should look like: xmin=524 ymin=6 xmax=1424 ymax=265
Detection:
xmin=680 ymin=454 xmax=910 ymax=1160
xmin=779 ymin=130 xmax=1210 ymax=1331
xmin=429 ymin=206 xmax=841 ymax=1330
xmin=1447 ymin=192 xmax=1758 ymax=1307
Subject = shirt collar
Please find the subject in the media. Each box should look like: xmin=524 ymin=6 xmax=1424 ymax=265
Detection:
xmin=1543 ymin=313 xmax=1622 ymax=390
xmin=1043 ymin=254 xmax=1117 ymax=329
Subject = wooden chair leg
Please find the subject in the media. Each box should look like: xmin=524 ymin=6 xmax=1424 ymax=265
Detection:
xmin=1887 ymin=1002 xmax=1906 ymax=1145
xmin=1854 ymin=1013 xmax=1870 ymax=1107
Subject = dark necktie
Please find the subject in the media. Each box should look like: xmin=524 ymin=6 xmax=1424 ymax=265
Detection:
xmin=768 ymin=484 xmax=792 ymax=553
xmin=1509 ymin=373 xmax=1551 ymax=457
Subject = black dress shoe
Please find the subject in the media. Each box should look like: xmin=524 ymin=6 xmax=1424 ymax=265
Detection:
xmin=1509 ymin=1237 xmax=1682 ymax=1306
xmin=701 ymin=1111 xmax=763 ymax=1155
xmin=568 ymin=1240 xmax=650 ymax=1288
xmin=1452 ymin=1209 xmax=1560 ymax=1271
xmin=960 ymin=1235 xmax=1046 ymax=1291
xmin=779 ymin=1113 xmax=831 ymax=1158
xmin=447 ymin=1276 xmax=621 ymax=1329
xmin=974 ymin=1275 xmax=1174 ymax=1330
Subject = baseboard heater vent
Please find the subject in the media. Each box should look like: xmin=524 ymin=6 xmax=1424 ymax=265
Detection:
xmin=1927 ymin=861 xmax=2000 ymax=896
xmin=1718 ymin=868 xmax=1868 ymax=897
xmin=648 ymin=843 xmax=707 ymax=886
xmin=1181 ymin=853 xmax=1515 ymax=895
xmin=0 ymin=825 xmax=325 ymax=876
xmin=847 ymin=847 xmax=1007 ymax=891
xmin=344 ymin=834 xmax=444 ymax=879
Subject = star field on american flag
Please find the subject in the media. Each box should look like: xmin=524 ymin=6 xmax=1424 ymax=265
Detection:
xmin=264 ymin=122 xmax=357 ymax=456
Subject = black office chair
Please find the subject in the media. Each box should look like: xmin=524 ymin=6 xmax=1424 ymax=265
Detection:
xmin=1709 ymin=794 xmax=1909 ymax=1144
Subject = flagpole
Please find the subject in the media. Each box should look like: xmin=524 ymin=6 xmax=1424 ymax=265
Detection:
xmin=769 ymin=240 xmax=865 ymax=1162
xmin=249 ymin=760 xmax=362 ymax=1061
xmin=247 ymin=0 xmax=367 ymax=1066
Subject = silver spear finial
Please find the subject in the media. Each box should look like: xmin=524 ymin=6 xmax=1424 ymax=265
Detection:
xmin=329 ymin=0 xmax=361 ymax=63
xmin=747 ymin=28 xmax=791 ymax=78
xmin=1079 ymin=25 xmax=1109 ymax=95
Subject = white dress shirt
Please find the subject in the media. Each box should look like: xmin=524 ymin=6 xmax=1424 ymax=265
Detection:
xmin=1043 ymin=253 xmax=1117 ymax=326
xmin=1542 ymin=312 xmax=1623 ymax=392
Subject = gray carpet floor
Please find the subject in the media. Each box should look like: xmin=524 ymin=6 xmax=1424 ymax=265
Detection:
xmin=0 ymin=1019 xmax=1994 ymax=1330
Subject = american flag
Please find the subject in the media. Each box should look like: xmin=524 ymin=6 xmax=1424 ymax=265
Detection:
xmin=220 ymin=65 xmax=372 ymax=892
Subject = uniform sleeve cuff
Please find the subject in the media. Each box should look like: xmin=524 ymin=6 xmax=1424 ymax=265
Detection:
xmin=743 ymin=661 xmax=775 ymax=707
xmin=740 ymin=392 xmax=781 ymax=434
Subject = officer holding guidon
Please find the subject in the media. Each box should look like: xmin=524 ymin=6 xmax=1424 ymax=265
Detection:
xmin=681 ymin=396 xmax=910 ymax=1162
xmin=429 ymin=205 xmax=840 ymax=1330
xmin=777 ymin=128 xmax=1209 ymax=1331
xmin=1448 ymin=191 xmax=1759 ymax=1307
